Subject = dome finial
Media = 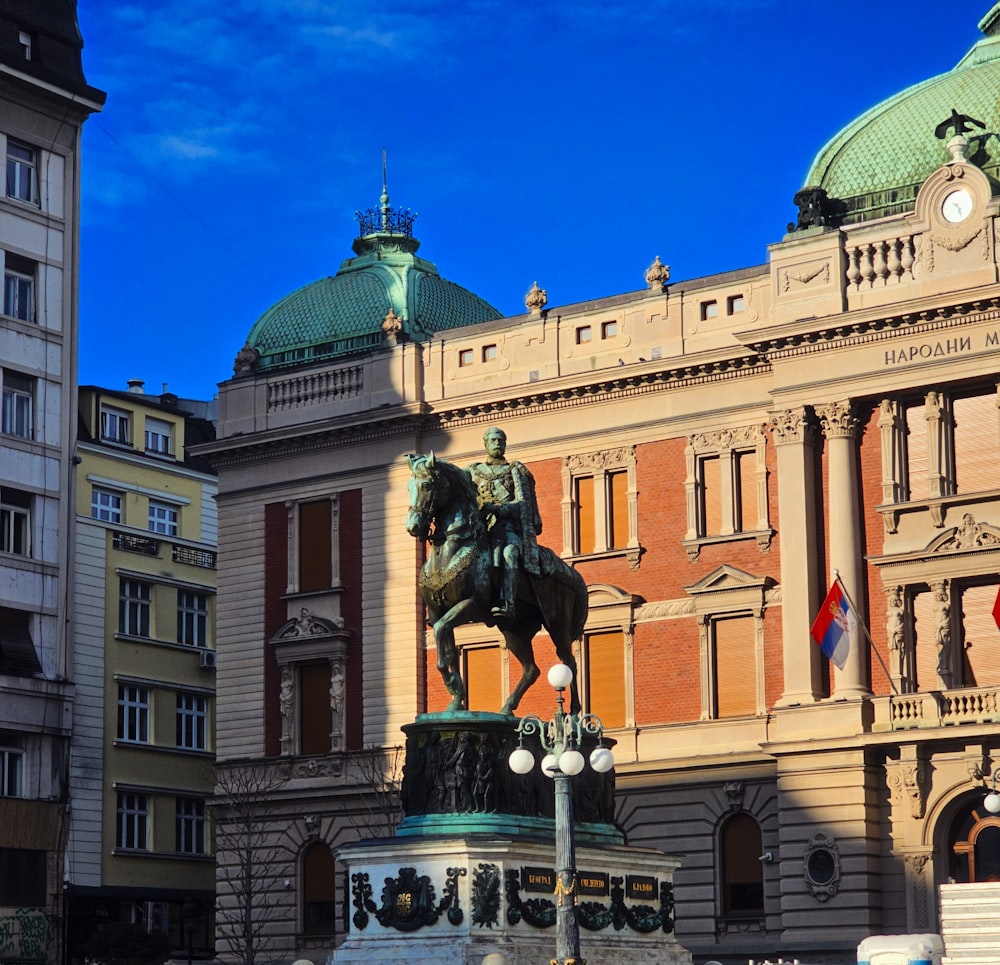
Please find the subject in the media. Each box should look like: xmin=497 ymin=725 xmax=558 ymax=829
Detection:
xmin=380 ymin=149 xmax=390 ymax=232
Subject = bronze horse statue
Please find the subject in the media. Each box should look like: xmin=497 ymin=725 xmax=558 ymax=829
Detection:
xmin=405 ymin=452 xmax=588 ymax=715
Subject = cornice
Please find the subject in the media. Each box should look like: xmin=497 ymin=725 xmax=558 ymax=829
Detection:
xmin=737 ymin=291 xmax=1000 ymax=358
xmin=200 ymin=353 xmax=769 ymax=468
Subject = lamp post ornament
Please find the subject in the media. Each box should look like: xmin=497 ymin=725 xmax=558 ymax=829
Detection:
xmin=508 ymin=663 xmax=615 ymax=965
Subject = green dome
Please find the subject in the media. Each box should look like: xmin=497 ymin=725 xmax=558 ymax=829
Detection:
xmin=803 ymin=7 xmax=1000 ymax=223
xmin=243 ymin=203 xmax=501 ymax=373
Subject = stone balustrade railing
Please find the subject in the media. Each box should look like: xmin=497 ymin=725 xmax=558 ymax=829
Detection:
xmin=874 ymin=685 xmax=1000 ymax=731
xmin=844 ymin=233 xmax=920 ymax=291
xmin=267 ymin=364 xmax=365 ymax=412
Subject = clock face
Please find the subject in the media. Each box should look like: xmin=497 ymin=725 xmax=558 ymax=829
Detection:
xmin=942 ymin=187 xmax=974 ymax=223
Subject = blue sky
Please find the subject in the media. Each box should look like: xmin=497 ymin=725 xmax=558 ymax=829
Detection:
xmin=77 ymin=0 xmax=990 ymax=401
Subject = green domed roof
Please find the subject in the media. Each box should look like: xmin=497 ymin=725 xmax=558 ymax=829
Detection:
xmin=803 ymin=6 xmax=1000 ymax=223
xmin=244 ymin=195 xmax=501 ymax=373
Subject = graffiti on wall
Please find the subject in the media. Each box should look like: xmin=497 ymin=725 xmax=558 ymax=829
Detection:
xmin=0 ymin=909 xmax=52 ymax=960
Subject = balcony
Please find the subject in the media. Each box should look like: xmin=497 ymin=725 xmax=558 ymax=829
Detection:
xmin=873 ymin=685 xmax=1000 ymax=731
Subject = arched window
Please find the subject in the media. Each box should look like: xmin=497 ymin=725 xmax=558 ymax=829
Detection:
xmin=720 ymin=813 xmax=764 ymax=915
xmin=949 ymin=798 xmax=1000 ymax=883
xmin=302 ymin=842 xmax=336 ymax=935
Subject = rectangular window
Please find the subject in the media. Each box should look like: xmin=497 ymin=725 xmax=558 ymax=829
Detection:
xmin=458 ymin=348 xmax=473 ymax=367
xmin=0 ymin=739 xmax=23 ymax=797
xmin=117 ymin=685 xmax=150 ymax=743
xmin=299 ymin=500 xmax=332 ymax=592
xmin=176 ymin=693 xmax=207 ymax=750
xmin=904 ymin=401 xmax=930 ymax=501
xmin=601 ymin=320 xmax=618 ymax=339
xmin=727 ymin=294 xmax=745 ymax=314
xmin=300 ymin=662 xmax=332 ymax=756
xmin=585 ymin=631 xmax=626 ymax=728
xmin=91 ymin=486 xmax=123 ymax=523
xmin=0 ymin=849 xmax=45 ymax=906
xmin=714 ymin=617 xmax=757 ymax=718
xmin=464 ymin=646 xmax=502 ymax=712
xmin=116 ymin=792 xmax=149 ymax=850
xmin=960 ymin=583 xmax=1000 ymax=687
xmin=119 ymin=579 xmax=151 ymax=637
xmin=575 ymin=326 xmax=592 ymax=344
xmin=176 ymin=797 xmax=207 ymax=854
xmin=18 ymin=31 xmax=31 ymax=60
xmin=575 ymin=476 xmax=596 ymax=555
xmin=1 ymin=370 xmax=32 ymax=438
xmin=177 ymin=591 xmax=208 ymax=647
xmin=607 ymin=471 xmax=629 ymax=550
xmin=144 ymin=417 xmax=172 ymax=456
xmin=0 ymin=488 xmax=30 ymax=555
xmin=5 ymin=141 xmax=36 ymax=204
xmin=482 ymin=344 xmax=497 ymax=362
xmin=148 ymin=500 xmax=178 ymax=536
xmin=952 ymin=393 xmax=1000 ymax=496
xmin=100 ymin=406 xmax=130 ymax=445
xmin=701 ymin=300 xmax=718 ymax=320
xmin=734 ymin=450 xmax=757 ymax=533
xmin=700 ymin=455 xmax=723 ymax=536
xmin=3 ymin=254 xmax=34 ymax=322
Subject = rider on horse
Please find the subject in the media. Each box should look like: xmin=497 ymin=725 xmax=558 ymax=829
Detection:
xmin=467 ymin=427 xmax=542 ymax=620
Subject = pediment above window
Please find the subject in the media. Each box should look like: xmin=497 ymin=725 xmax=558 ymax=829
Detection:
xmin=272 ymin=607 xmax=350 ymax=663
xmin=684 ymin=565 xmax=774 ymax=617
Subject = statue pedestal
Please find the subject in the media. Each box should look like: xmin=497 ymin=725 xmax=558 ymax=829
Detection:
xmin=334 ymin=835 xmax=692 ymax=965
xmin=333 ymin=713 xmax=692 ymax=965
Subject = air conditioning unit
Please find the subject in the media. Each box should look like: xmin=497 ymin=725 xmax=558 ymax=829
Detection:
xmin=199 ymin=650 xmax=217 ymax=669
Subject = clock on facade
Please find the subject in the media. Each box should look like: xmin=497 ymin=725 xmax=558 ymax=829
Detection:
xmin=941 ymin=187 xmax=974 ymax=223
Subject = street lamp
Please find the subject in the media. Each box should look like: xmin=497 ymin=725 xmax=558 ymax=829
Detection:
xmin=508 ymin=663 xmax=615 ymax=965
xmin=984 ymin=771 xmax=1000 ymax=814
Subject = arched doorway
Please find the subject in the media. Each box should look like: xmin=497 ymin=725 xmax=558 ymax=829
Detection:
xmin=948 ymin=797 xmax=1000 ymax=883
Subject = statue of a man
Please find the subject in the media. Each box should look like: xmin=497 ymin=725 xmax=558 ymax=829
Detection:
xmin=467 ymin=426 xmax=542 ymax=619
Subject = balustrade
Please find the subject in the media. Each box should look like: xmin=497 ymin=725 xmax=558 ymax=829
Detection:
xmin=844 ymin=234 xmax=919 ymax=290
xmin=267 ymin=364 xmax=364 ymax=411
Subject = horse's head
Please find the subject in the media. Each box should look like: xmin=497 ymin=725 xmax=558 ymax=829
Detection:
xmin=405 ymin=451 xmax=448 ymax=540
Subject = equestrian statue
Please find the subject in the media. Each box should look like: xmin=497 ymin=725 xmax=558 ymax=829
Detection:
xmin=405 ymin=427 xmax=588 ymax=716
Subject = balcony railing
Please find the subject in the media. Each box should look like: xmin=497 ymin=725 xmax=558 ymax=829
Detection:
xmin=173 ymin=545 xmax=216 ymax=569
xmin=876 ymin=685 xmax=1000 ymax=730
xmin=113 ymin=532 xmax=159 ymax=556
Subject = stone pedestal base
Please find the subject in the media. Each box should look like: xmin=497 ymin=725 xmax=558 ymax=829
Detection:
xmin=333 ymin=835 xmax=692 ymax=965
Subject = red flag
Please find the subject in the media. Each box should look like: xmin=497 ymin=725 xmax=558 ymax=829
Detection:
xmin=993 ymin=584 xmax=1000 ymax=631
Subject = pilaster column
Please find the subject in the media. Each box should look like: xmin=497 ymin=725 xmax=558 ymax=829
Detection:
xmin=770 ymin=407 xmax=823 ymax=705
xmin=817 ymin=400 xmax=870 ymax=697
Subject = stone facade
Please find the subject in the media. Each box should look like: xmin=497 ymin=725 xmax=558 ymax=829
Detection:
xmin=201 ymin=21 xmax=1000 ymax=965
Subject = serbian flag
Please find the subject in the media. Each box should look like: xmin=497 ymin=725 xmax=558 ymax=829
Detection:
xmin=810 ymin=578 xmax=858 ymax=670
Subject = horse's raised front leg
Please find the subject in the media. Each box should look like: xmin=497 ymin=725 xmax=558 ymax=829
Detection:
xmin=432 ymin=598 xmax=479 ymax=711
xmin=500 ymin=628 xmax=540 ymax=716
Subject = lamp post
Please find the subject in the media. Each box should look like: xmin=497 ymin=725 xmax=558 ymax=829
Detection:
xmin=508 ymin=663 xmax=615 ymax=965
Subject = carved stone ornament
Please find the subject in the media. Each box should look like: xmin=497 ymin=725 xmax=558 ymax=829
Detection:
xmin=769 ymin=407 xmax=814 ymax=446
xmin=782 ymin=260 xmax=830 ymax=291
xmin=933 ymin=513 xmax=1000 ymax=552
xmin=277 ymin=607 xmax=342 ymax=639
xmin=816 ymin=400 xmax=860 ymax=439
xmin=724 ymin=780 xmax=746 ymax=811
xmin=889 ymin=760 xmax=930 ymax=819
xmin=803 ymin=833 xmax=841 ymax=901
xmin=381 ymin=307 xmax=404 ymax=343
xmin=565 ymin=447 xmax=635 ymax=473
xmin=304 ymin=814 xmax=320 ymax=838
xmin=524 ymin=280 xmax=547 ymax=314
xmin=645 ymin=255 xmax=671 ymax=289
xmin=233 ymin=343 xmax=259 ymax=375
xmin=689 ymin=425 xmax=763 ymax=452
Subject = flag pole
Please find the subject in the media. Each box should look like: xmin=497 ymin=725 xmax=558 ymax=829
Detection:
xmin=833 ymin=569 xmax=899 ymax=695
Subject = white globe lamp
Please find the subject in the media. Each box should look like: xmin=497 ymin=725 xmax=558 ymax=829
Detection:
xmin=547 ymin=663 xmax=574 ymax=690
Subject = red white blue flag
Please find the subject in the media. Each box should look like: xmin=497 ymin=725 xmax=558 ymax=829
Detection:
xmin=810 ymin=578 xmax=858 ymax=670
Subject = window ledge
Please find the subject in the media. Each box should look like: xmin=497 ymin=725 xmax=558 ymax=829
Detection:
xmin=112 ymin=848 xmax=213 ymax=862
xmin=682 ymin=529 xmax=773 ymax=562
xmin=566 ymin=546 xmax=643 ymax=571
xmin=877 ymin=488 xmax=1000 ymax=533
xmin=113 ymin=740 xmax=214 ymax=758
